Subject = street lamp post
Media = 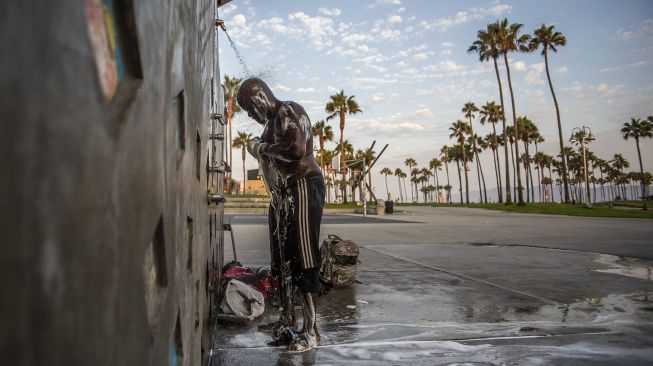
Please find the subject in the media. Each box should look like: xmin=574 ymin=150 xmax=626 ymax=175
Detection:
xmin=569 ymin=126 xmax=595 ymax=208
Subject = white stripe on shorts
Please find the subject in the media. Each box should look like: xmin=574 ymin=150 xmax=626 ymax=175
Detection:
xmin=299 ymin=178 xmax=313 ymax=268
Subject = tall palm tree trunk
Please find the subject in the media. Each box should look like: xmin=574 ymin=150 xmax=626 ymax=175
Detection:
xmin=534 ymin=143 xmax=542 ymax=202
xmin=504 ymin=54 xmax=524 ymax=204
xmin=468 ymin=117 xmax=483 ymax=203
xmin=462 ymin=149 xmax=470 ymax=204
xmin=635 ymin=137 xmax=648 ymax=209
xmin=397 ymin=176 xmax=403 ymax=202
xmin=241 ymin=146 xmax=247 ymax=194
xmin=384 ymin=174 xmax=389 ymax=200
xmin=339 ymin=111 xmax=347 ymax=203
xmin=492 ymin=147 xmax=500 ymax=202
xmin=319 ymin=136 xmax=325 ymax=173
xmin=477 ymin=156 xmax=488 ymax=203
xmin=402 ymin=177 xmax=408 ymax=203
xmin=493 ymin=57 xmax=512 ymax=204
xmin=433 ymin=168 xmax=441 ymax=203
xmin=510 ymin=140 xmax=516 ymax=198
xmin=544 ymin=52 xmax=570 ymax=203
xmin=456 ymin=159 xmax=463 ymax=204
xmin=444 ymin=160 xmax=451 ymax=203
xmin=548 ymin=167 xmax=554 ymax=202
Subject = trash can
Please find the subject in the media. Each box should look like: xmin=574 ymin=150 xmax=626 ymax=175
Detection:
xmin=376 ymin=199 xmax=385 ymax=216
xmin=385 ymin=200 xmax=393 ymax=214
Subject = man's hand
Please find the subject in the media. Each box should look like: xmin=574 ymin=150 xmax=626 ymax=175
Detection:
xmin=247 ymin=137 xmax=262 ymax=158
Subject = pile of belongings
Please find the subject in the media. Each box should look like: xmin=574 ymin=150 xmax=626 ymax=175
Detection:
xmin=219 ymin=261 xmax=278 ymax=320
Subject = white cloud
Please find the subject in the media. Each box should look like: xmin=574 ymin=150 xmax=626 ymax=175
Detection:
xmin=615 ymin=28 xmax=634 ymax=41
xmin=415 ymin=108 xmax=433 ymax=117
xmin=525 ymin=63 xmax=545 ymax=85
xmin=297 ymin=87 xmax=316 ymax=93
xmin=371 ymin=93 xmax=386 ymax=103
xmin=600 ymin=60 xmax=650 ymax=73
xmin=350 ymin=77 xmax=396 ymax=90
xmin=368 ymin=0 xmax=402 ymax=9
xmin=326 ymin=85 xmax=339 ymax=93
xmin=420 ymin=2 xmax=512 ymax=32
xmin=273 ymin=84 xmax=290 ymax=92
xmin=614 ymin=19 xmax=653 ymax=42
xmin=439 ymin=49 xmax=452 ymax=57
xmin=437 ymin=60 xmax=463 ymax=72
xmin=414 ymin=88 xmax=434 ymax=96
xmin=318 ymin=7 xmax=342 ymax=17
xmin=398 ymin=7 xmax=406 ymax=13
xmin=379 ymin=29 xmax=401 ymax=40
xmin=298 ymin=100 xmax=321 ymax=105
xmin=441 ymin=41 xmax=455 ymax=48
xmin=512 ymin=60 xmax=526 ymax=71
xmin=232 ymin=13 xmax=247 ymax=27
xmin=388 ymin=15 xmax=403 ymax=24
xmin=413 ymin=53 xmax=428 ymax=61
xmin=401 ymin=67 xmax=420 ymax=75
xmin=259 ymin=12 xmax=336 ymax=50
xmin=221 ymin=3 xmax=237 ymax=16
xmin=342 ymin=33 xmax=374 ymax=45
xmin=355 ymin=119 xmax=425 ymax=137
xmin=555 ymin=66 xmax=568 ymax=74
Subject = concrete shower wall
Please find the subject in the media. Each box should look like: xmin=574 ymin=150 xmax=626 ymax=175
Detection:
xmin=0 ymin=0 xmax=227 ymax=365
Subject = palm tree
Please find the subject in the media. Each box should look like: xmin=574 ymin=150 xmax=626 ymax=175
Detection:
xmin=621 ymin=117 xmax=653 ymax=209
xmin=480 ymin=101 xmax=503 ymax=202
xmin=612 ymin=154 xmax=630 ymax=199
xmin=311 ymin=120 xmax=334 ymax=173
xmin=530 ymin=24 xmax=570 ymax=203
xmin=326 ymin=90 xmax=362 ymax=203
xmin=399 ymin=169 xmax=409 ymax=203
xmin=496 ymin=18 xmax=530 ymax=204
xmin=405 ymin=158 xmax=417 ymax=202
xmin=336 ymin=139 xmax=354 ymax=202
xmin=469 ymin=23 xmax=512 ymax=204
xmin=462 ymin=102 xmax=486 ymax=203
xmin=232 ymin=131 xmax=252 ymax=194
xmin=362 ymin=147 xmax=376 ymax=195
xmin=517 ymin=116 xmax=537 ymax=202
xmin=421 ymin=168 xmax=433 ymax=202
xmin=394 ymin=168 xmax=405 ymax=202
xmin=429 ymin=158 xmax=442 ymax=203
xmin=440 ymin=145 xmax=452 ymax=203
xmin=325 ymin=175 xmax=334 ymax=203
xmin=474 ymin=135 xmax=489 ymax=202
xmin=380 ymin=168 xmax=393 ymax=200
xmin=450 ymin=120 xmax=472 ymax=204
xmin=222 ymin=75 xmax=242 ymax=177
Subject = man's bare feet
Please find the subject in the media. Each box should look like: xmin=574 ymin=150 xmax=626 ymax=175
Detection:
xmin=287 ymin=332 xmax=317 ymax=353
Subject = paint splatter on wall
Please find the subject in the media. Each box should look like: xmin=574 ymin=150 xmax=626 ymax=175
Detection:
xmin=83 ymin=0 xmax=125 ymax=101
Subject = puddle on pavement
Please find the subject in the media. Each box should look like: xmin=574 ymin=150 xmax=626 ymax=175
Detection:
xmin=212 ymin=250 xmax=653 ymax=365
xmin=592 ymin=254 xmax=653 ymax=281
xmin=212 ymin=279 xmax=653 ymax=365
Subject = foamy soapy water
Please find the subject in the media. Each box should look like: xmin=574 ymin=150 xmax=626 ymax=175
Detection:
xmin=592 ymin=254 xmax=653 ymax=281
xmin=220 ymin=291 xmax=652 ymax=364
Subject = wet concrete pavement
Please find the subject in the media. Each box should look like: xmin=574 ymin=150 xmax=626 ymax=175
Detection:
xmin=211 ymin=207 xmax=653 ymax=365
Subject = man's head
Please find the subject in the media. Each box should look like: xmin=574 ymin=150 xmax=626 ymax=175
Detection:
xmin=237 ymin=78 xmax=278 ymax=125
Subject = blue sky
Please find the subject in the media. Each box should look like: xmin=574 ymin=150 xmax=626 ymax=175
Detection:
xmin=219 ymin=0 xmax=653 ymax=198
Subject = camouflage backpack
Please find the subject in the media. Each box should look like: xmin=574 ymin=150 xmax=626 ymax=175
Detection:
xmin=319 ymin=234 xmax=359 ymax=286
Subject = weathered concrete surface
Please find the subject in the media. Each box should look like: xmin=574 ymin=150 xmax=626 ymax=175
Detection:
xmin=0 ymin=1 xmax=227 ymax=365
xmin=212 ymin=208 xmax=653 ymax=365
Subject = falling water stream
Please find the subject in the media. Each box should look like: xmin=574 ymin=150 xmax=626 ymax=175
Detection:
xmin=224 ymin=30 xmax=251 ymax=77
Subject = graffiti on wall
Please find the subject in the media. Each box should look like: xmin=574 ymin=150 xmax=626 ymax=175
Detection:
xmin=83 ymin=0 xmax=125 ymax=101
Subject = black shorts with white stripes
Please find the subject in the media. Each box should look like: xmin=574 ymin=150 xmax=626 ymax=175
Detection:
xmin=268 ymin=175 xmax=325 ymax=293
